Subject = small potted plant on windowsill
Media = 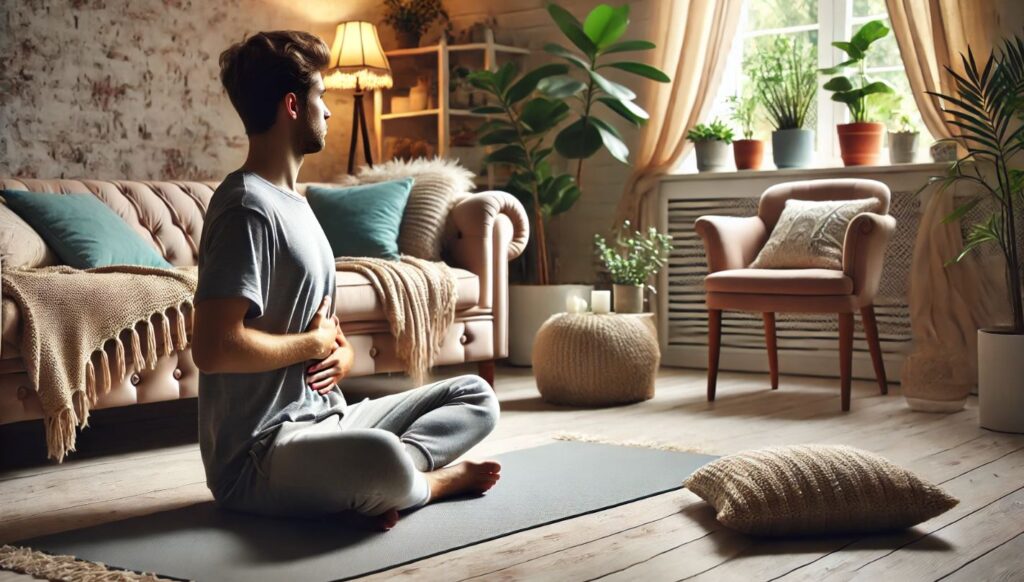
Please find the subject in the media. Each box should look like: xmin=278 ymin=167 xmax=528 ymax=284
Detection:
xmin=728 ymin=92 xmax=763 ymax=170
xmin=819 ymin=20 xmax=895 ymax=166
xmin=594 ymin=221 xmax=674 ymax=314
xmin=748 ymin=36 xmax=817 ymax=168
xmin=687 ymin=119 xmax=734 ymax=172
xmin=889 ymin=114 xmax=920 ymax=164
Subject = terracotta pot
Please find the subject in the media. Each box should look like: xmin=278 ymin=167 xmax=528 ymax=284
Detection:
xmin=733 ymin=139 xmax=764 ymax=170
xmin=837 ymin=122 xmax=885 ymax=166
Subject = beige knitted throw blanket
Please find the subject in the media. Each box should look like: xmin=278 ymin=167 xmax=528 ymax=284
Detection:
xmin=335 ymin=256 xmax=457 ymax=385
xmin=1 ymin=265 xmax=197 ymax=462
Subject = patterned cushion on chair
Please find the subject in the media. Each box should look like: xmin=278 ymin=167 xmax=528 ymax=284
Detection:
xmin=684 ymin=444 xmax=959 ymax=536
xmin=750 ymin=198 xmax=881 ymax=270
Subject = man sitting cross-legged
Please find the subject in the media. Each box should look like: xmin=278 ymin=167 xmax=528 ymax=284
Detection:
xmin=191 ymin=30 xmax=501 ymax=532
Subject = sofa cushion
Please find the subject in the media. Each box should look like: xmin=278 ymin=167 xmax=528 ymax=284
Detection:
xmin=750 ymin=197 xmax=881 ymax=270
xmin=334 ymin=267 xmax=479 ymax=323
xmin=0 ymin=200 xmax=60 ymax=269
xmin=1 ymin=190 xmax=173 ymax=269
xmin=705 ymin=268 xmax=854 ymax=296
xmin=307 ymin=179 xmax=414 ymax=260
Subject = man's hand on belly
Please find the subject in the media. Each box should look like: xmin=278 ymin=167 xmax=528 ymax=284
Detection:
xmin=305 ymin=316 xmax=355 ymax=394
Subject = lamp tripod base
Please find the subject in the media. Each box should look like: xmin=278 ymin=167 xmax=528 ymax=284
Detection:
xmin=347 ymin=91 xmax=373 ymax=175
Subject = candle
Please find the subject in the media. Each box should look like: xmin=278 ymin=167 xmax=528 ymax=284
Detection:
xmin=565 ymin=294 xmax=587 ymax=314
xmin=591 ymin=290 xmax=611 ymax=314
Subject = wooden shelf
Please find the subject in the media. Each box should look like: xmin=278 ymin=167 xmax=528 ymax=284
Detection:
xmin=380 ymin=109 xmax=440 ymax=120
xmin=386 ymin=42 xmax=529 ymax=58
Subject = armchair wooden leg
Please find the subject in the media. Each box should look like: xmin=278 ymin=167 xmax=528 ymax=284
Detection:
xmin=708 ymin=309 xmax=722 ymax=402
xmin=478 ymin=360 xmax=496 ymax=389
xmin=839 ymin=312 xmax=854 ymax=412
xmin=763 ymin=312 xmax=779 ymax=390
xmin=860 ymin=305 xmax=888 ymax=395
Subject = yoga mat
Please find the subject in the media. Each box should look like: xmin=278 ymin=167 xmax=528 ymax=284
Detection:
xmin=19 ymin=441 xmax=715 ymax=582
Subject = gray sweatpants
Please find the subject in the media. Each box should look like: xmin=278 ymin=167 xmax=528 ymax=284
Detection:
xmin=225 ymin=374 xmax=500 ymax=517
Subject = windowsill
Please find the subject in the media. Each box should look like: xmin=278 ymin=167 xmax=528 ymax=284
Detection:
xmin=662 ymin=160 xmax=952 ymax=183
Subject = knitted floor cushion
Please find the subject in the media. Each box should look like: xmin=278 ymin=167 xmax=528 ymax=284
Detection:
xmin=684 ymin=444 xmax=959 ymax=536
xmin=532 ymin=313 xmax=660 ymax=406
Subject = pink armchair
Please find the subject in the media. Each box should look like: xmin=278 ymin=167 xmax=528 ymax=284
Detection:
xmin=694 ymin=179 xmax=896 ymax=411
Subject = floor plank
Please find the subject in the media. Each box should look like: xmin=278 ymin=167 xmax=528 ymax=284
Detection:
xmin=1 ymin=366 xmax=1021 ymax=582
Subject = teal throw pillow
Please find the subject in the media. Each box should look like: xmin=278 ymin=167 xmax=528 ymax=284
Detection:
xmin=1 ymin=189 xmax=173 ymax=269
xmin=307 ymin=178 xmax=414 ymax=260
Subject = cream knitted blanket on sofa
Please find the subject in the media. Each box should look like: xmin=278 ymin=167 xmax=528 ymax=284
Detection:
xmin=335 ymin=256 xmax=457 ymax=385
xmin=1 ymin=265 xmax=197 ymax=462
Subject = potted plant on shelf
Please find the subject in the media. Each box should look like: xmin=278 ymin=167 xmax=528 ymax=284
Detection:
xmin=468 ymin=2 xmax=668 ymax=365
xmin=687 ymin=119 xmax=734 ymax=172
xmin=382 ymin=0 xmax=450 ymax=49
xmin=748 ymin=36 xmax=817 ymax=168
xmin=728 ymin=92 xmax=763 ymax=170
xmin=818 ymin=20 xmax=895 ymax=166
xmin=594 ymin=221 xmax=674 ymax=313
xmin=928 ymin=35 xmax=1024 ymax=432
xmin=889 ymin=114 xmax=920 ymax=164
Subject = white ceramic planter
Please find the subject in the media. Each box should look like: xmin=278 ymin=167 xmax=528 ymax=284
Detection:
xmin=508 ymin=284 xmax=593 ymax=366
xmin=613 ymin=284 xmax=644 ymax=313
xmin=888 ymin=132 xmax=919 ymax=164
xmin=694 ymin=140 xmax=731 ymax=172
xmin=978 ymin=329 xmax=1024 ymax=433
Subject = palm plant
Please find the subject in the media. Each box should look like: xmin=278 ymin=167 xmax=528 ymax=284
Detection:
xmin=930 ymin=35 xmax=1024 ymax=333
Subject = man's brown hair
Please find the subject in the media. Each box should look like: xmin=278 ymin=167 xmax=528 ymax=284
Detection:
xmin=219 ymin=31 xmax=331 ymax=135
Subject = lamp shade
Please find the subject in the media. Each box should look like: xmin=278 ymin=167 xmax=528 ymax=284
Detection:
xmin=324 ymin=21 xmax=393 ymax=91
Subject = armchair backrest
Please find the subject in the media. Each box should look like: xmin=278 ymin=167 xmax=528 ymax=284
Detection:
xmin=758 ymin=179 xmax=891 ymax=231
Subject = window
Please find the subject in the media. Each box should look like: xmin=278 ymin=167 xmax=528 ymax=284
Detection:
xmin=694 ymin=0 xmax=923 ymax=169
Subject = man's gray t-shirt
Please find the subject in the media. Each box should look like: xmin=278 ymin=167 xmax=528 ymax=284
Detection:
xmin=194 ymin=170 xmax=346 ymax=500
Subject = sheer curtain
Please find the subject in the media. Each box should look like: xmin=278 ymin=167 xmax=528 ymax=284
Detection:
xmin=613 ymin=0 xmax=743 ymax=231
xmin=886 ymin=0 xmax=1006 ymax=409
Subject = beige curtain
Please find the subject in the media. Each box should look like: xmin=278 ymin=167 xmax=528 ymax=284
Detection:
xmin=887 ymin=0 xmax=1007 ymax=408
xmin=613 ymin=0 xmax=743 ymax=230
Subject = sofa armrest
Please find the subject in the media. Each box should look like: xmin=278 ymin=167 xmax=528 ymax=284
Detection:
xmin=694 ymin=215 xmax=769 ymax=273
xmin=445 ymin=191 xmax=529 ymax=359
xmin=843 ymin=212 xmax=897 ymax=301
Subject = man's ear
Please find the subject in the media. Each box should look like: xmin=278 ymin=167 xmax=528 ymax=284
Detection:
xmin=283 ymin=92 xmax=300 ymax=120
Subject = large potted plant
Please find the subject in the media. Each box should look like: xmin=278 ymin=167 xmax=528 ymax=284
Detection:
xmin=382 ymin=0 xmax=450 ymax=48
xmin=594 ymin=221 xmax=674 ymax=313
xmin=728 ymin=91 xmax=763 ymax=170
xmin=748 ymin=36 xmax=817 ymax=168
xmin=469 ymin=2 xmax=668 ymax=364
xmin=819 ymin=20 xmax=895 ymax=166
xmin=687 ymin=119 xmax=734 ymax=172
xmin=929 ymin=35 xmax=1024 ymax=432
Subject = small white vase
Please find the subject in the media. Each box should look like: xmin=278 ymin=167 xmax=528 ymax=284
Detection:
xmin=508 ymin=284 xmax=593 ymax=366
xmin=978 ymin=329 xmax=1024 ymax=433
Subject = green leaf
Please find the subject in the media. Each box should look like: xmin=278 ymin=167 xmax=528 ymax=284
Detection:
xmin=547 ymin=3 xmax=597 ymax=58
xmin=831 ymin=41 xmax=864 ymax=60
xmin=583 ymin=4 xmax=629 ymax=49
xmin=544 ymin=43 xmax=591 ymax=70
xmin=484 ymin=145 xmax=528 ymax=165
xmin=479 ymin=129 xmax=519 ymax=145
xmin=554 ymin=118 xmax=603 ymax=159
xmin=495 ymin=62 xmax=519 ymax=94
xmin=942 ymin=197 xmax=982 ymax=224
xmin=832 ymin=90 xmax=865 ymax=104
xmin=851 ymin=20 xmax=890 ymax=52
xmin=601 ymin=39 xmax=656 ymax=55
xmin=823 ymin=76 xmax=854 ymax=91
xmin=860 ymin=80 xmax=894 ymax=95
xmin=591 ymin=116 xmax=630 ymax=163
xmin=537 ymin=75 xmax=588 ymax=99
xmin=549 ymin=182 xmax=582 ymax=216
xmin=471 ymin=106 xmax=505 ymax=114
xmin=602 ymin=61 xmax=670 ymax=82
xmin=819 ymin=59 xmax=858 ymax=74
xmin=506 ymin=64 xmax=570 ymax=104
xmin=597 ymin=96 xmax=649 ymax=124
xmin=520 ymin=97 xmax=570 ymax=135
xmin=588 ymin=69 xmax=636 ymax=100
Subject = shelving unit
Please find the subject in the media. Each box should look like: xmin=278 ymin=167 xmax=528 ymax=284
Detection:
xmin=373 ymin=29 xmax=529 ymax=189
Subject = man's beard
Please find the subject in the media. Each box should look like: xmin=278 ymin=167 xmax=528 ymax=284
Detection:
xmin=297 ymin=108 xmax=327 ymax=155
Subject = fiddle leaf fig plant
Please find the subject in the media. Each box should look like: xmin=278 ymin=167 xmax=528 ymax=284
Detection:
xmin=819 ymin=20 xmax=895 ymax=123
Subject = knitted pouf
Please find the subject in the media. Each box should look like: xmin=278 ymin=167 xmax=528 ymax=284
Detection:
xmin=532 ymin=313 xmax=660 ymax=406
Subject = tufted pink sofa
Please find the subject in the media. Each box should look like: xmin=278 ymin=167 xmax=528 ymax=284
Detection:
xmin=0 ymin=178 xmax=529 ymax=428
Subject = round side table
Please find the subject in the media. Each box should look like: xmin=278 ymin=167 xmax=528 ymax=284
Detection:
xmin=532 ymin=312 xmax=660 ymax=406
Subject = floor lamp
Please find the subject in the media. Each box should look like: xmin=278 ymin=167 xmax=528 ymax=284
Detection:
xmin=324 ymin=21 xmax=393 ymax=174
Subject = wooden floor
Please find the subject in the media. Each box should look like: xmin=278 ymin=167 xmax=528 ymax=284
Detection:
xmin=2 ymin=366 xmax=1023 ymax=582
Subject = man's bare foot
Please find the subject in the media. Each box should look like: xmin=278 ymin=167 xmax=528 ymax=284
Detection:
xmin=424 ymin=460 xmax=502 ymax=502
xmin=336 ymin=507 xmax=400 ymax=532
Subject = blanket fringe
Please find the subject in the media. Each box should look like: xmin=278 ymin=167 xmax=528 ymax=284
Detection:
xmin=145 ymin=317 xmax=158 ymax=370
xmin=130 ymin=328 xmax=145 ymax=374
xmin=174 ymin=305 xmax=188 ymax=352
xmin=99 ymin=349 xmax=111 ymax=396
xmin=44 ymin=408 xmax=77 ymax=464
xmin=85 ymin=359 xmax=97 ymax=404
xmin=0 ymin=544 xmax=177 ymax=582
xmin=160 ymin=310 xmax=173 ymax=357
xmin=114 ymin=337 xmax=126 ymax=386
